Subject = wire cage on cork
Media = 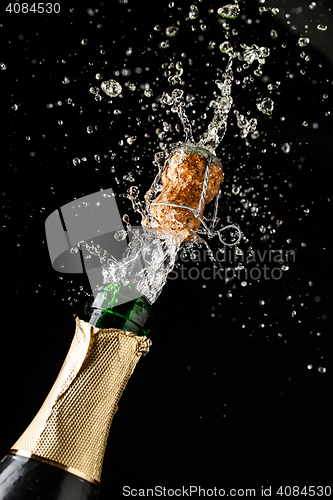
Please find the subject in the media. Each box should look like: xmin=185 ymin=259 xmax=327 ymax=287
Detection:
xmin=144 ymin=142 xmax=242 ymax=246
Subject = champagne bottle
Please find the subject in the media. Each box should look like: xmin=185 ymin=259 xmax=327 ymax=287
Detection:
xmin=0 ymin=284 xmax=152 ymax=500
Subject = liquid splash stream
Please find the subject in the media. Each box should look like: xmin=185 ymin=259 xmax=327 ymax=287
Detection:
xmin=69 ymin=6 xmax=275 ymax=306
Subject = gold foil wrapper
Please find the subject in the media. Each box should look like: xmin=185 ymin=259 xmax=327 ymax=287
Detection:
xmin=10 ymin=317 xmax=151 ymax=484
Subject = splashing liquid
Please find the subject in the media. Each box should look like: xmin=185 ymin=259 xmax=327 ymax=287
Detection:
xmin=77 ymin=5 xmax=274 ymax=304
xmin=160 ymin=42 xmax=270 ymax=155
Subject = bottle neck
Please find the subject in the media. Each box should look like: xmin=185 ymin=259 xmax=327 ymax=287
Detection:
xmin=83 ymin=283 xmax=153 ymax=336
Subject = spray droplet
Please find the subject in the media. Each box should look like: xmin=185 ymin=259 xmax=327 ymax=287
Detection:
xmin=298 ymin=37 xmax=310 ymax=47
xmin=101 ymin=79 xmax=122 ymax=97
xmin=281 ymin=142 xmax=291 ymax=153
xmin=159 ymin=41 xmax=170 ymax=49
xmin=257 ymin=97 xmax=274 ymax=115
xmin=114 ymin=230 xmax=127 ymax=241
xmin=166 ymin=26 xmax=179 ymax=37
xmin=217 ymin=3 xmax=240 ymax=19
xmin=219 ymin=41 xmax=233 ymax=55
xmin=189 ymin=5 xmax=199 ymax=19
xmin=144 ymin=88 xmax=154 ymax=98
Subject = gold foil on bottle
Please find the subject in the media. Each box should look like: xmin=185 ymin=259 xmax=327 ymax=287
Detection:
xmin=10 ymin=317 xmax=151 ymax=485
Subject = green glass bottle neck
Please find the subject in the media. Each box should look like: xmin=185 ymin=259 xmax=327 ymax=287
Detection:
xmin=83 ymin=283 xmax=153 ymax=337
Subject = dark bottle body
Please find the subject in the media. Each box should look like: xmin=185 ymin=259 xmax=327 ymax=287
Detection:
xmin=0 ymin=455 xmax=99 ymax=500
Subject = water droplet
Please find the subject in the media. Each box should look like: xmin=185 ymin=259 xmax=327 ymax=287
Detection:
xmin=270 ymin=30 xmax=278 ymax=38
xmin=307 ymin=364 xmax=313 ymax=370
xmin=318 ymin=366 xmax=326 ymax=373
xmin=89 ymin=86 xmax=100 ymax=94
xmin=121 ymin=68 xmax=131 ymax=77
xmin=166 ymin=26 xmax=179 ymax=37
xmin=317 ymin=24 xmax=327 ymax=31
xmin=144 ymin=88 xmax=154 ymax=98
xmin=72 ymin=157 xmax=81 ymax=166
xmin=219 ymin=40 xmax=233 ymax=55
xmin=256 ymin=97 xmax=274 ymax=115
xmin=281 ymin=142 xmax=291 ymax=153
xmin=298 ymin=37 xmax=310 ymax=47
xmin=189 ymin=5 xmax=199 ymax=19
xmin=81 ymin=39 xmax=88 ymax=45
xmin=159 ymin=41 xmax=170 ymax=49
xmin=101 ymin=79 xmax=122 ymax=97
xmin=114 ymin=230 xmax=127 ymax=241
xmin=217 ymin=3 xmax=240 ymax=19
xmin=123 ymin=172 xmax=135 ymax=182
xmin=126 ymin=136 xmax=137 ymax=145
xmin=87 ymin=126 xmax=94 ymax=134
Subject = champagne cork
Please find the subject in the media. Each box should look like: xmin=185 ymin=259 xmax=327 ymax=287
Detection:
xmin=145 ymin=144 xmax=224 ymax=242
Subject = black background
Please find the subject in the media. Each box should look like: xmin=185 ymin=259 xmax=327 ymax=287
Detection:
xmin=1 ymin=0 xmax=332 ymax=495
